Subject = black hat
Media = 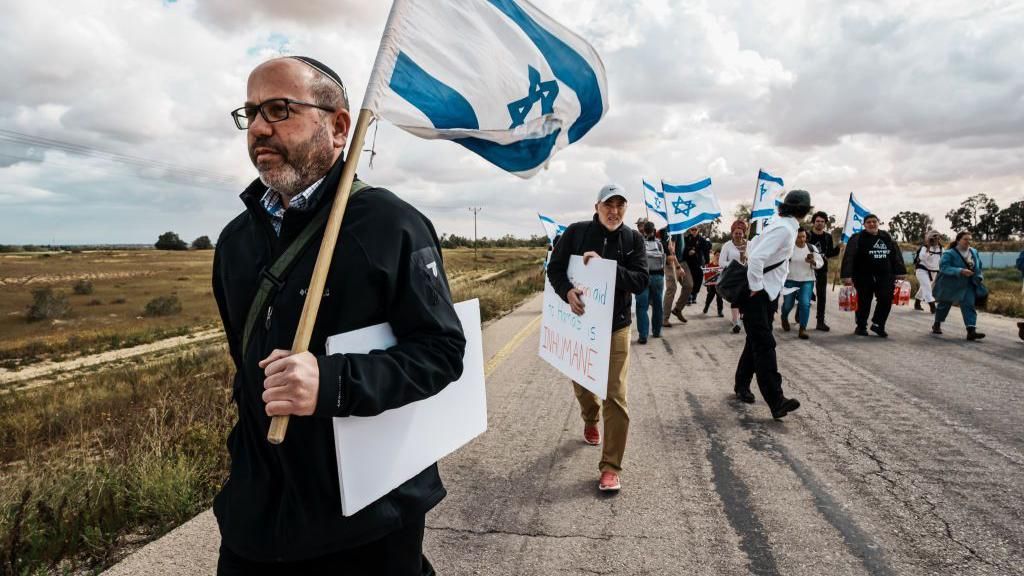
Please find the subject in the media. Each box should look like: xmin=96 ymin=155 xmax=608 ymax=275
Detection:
xmin=782 ymin=189 xmax=811 ymax=208
xmin=288 ymin=56 xmax=348 ymax=104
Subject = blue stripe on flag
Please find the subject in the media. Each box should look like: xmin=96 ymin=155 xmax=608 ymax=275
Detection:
xmin=486 ymin=0 xmax=604 ymax=144
xmin=751 ymin=208 xmax=775 ymax=219
xmin=757 ymin=170 xmax=784 ymax=187
xmin=390 ymin=52 xmax=479 ymax=130
xmin=668 ymin=213 xmax=718 ymax=234
xmin=643 ymin=180 xmax=657 ymax=193
xmin=662 ymin=177 xmax=712 ymax=193
xmin=458 ymin=131 xmax=561 ymax=173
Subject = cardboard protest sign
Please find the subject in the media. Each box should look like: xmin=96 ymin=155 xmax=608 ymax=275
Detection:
xmin=539 ymin=255 xmax=617 ymax=399
xmin=327 ymin=299 xmax=486 ymax=517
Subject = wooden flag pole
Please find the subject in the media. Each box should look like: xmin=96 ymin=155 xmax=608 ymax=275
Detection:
xmin=268 ymin=108 xmax=374 ymax=445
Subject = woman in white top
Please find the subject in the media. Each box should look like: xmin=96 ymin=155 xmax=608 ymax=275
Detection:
xmin=913 ymin=230 xmax=943 ymax=313
xmin=780 ymin=228 xmax=825 ymax=339
xmin=719 ymin=220 xmax=748 ymax=333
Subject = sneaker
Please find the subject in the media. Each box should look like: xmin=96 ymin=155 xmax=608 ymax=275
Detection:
xmin=815 ymin=322 xmax=831 ymax=332
xmin=966 ymin=327 xmax=986 ymax=341
xmin=732 ymin=324 xmax=742 ymax=334
xmin=854 ymin=327 xmax=869 ymax=336
xmin=798 ymin=327 xmax=809 ymax=340
xmin=598 ymin=471 xmax=621 ymax=492
xmin=583 ymin=425 xmax=600 ymax=446
xmin=771 ymin=397 xmax=801 ymax=419
xmin=672 ymin=309 xmax=687 ymax=323
xmin=932 ymin=322 xmax=943 ymax=335
xmin=870 ymin=324 xmax=888 ymax=338
xmin=781 ymin=317 xmax=791 ymax=332
xmin=637 ymin=337 xmax=647 ymax=344
xmin=735 ymin=389 xmax=755 ymax=404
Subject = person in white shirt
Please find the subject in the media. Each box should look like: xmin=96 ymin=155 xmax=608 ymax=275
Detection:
xmin=913 ymin=230 xmax=943 ymax=313
xmin=719 ymin=220 xmax=749 ymax=333
xmin=780 ymin=228 xmax=825 ymax=340
xmin=733 ymin=190 xmax=810 ymax=419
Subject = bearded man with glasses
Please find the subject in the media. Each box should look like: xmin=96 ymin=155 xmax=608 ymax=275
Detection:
xmin=213 ymin=56 xmax=465 ymax=575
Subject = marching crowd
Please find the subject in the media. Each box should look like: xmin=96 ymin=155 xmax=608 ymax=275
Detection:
xmin=547 ymin=184 xmax=1024 ymax=493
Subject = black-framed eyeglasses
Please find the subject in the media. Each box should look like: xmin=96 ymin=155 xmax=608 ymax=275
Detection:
xmin=231 ymin=98 xmax=336 ymax=130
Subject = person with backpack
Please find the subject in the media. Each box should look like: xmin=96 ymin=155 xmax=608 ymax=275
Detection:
xmin=780 ymin=228 xmax=824 ymax=340
xmin=720 ymin=220 xmax=749 ymax=333
xmin=932 ymin=231 xmax=987 ymax=340
xmin=807 ymin=211 xmax=842 ymax=331
xmin=635 ymin=221 xmax=665 ymax=344
xmin=840 ymin=214 xmax=907 ymax=338
xmin=547 ymin=184 xmax=649 ymax=492
xmin=913 ymin=230 xmax=943 ymax=313
xmin=733 ymin=190 xmax=810 ymax=420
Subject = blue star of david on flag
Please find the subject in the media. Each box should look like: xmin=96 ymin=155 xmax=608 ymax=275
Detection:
xmin=758 ymin=183 xmax=769 ymax=201
xmin=508 ymin=66 xmax=559 ymax=129
xmin=661 ymin=177 xmax=720 ymax=234
xmin=673 ymin=197 xmax=697 ymax=217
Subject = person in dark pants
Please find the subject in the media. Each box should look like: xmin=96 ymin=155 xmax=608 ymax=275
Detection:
xmin=807 ymin=211 xmax=842 ymax=331
xmin=682 ymin=227 xmax=711 ymax=304
xmin=840 ymin=214 xmax=906 ymax=338
xmin=734 ymin=190 xmax=810 ymax=419
xmin=214 ymin=57 xmax=464 ymax=575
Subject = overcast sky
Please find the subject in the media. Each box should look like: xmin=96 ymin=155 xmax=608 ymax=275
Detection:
xmin=1 ymin=0 xmax=1022 ymax=244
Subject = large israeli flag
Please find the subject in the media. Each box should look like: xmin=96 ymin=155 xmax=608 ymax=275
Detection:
xmin=362 ymin=0 xmax=609 ymax=178
xmin=755 ymin=197 xmax=785 ymax=234
xmin=537 ymin=212 xmax=567 ymax=245
xmin=842 ymin=193 xmax=871 ymax=242
xmin=643 ymin=179 xmax=668 ymax=228
xmin=752 ymin=169 xmax=784 ymax=222
xmin=661 ymin=178 xmax=721 ymax=234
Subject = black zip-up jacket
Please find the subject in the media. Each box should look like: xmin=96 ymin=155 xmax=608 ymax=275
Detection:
xmin=211 ymin=155 xmax=466 ymax=562
xmin=807 ymin=230 xmax=841 ymax=272
xmin=840 ymin=230 xmax=905 ymax=279
xmin=682 ymin=232 xmax=711 ymax=268
xmin=547 ymin=215 xmax=649 ymax=331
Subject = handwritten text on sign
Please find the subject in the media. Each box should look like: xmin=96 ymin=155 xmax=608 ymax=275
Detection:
xmin=539 ymin=255 xmax=616 ymax=399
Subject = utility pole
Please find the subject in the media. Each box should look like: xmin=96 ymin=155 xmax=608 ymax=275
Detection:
xmin=468 ymin=207 xmax=482 ymax=263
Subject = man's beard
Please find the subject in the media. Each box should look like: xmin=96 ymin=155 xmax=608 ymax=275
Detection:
xmin=251 ymin=121 xmax=334 ymax=198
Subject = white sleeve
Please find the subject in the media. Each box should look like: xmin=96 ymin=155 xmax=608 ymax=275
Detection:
xmin=812 ymin=246 xmax=825 ymax=269
xmin=747 ymin=227 xmax=784 ymax=293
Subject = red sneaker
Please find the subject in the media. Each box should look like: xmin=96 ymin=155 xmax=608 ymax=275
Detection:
xmin=583 ymin=425 xmax=600 ymax=445
xmin=599 ymin=471 xmax=620 ymax=492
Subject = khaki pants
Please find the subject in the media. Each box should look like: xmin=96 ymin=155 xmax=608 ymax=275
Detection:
xmin=573 ymin=326 xmax=631 ymax=473
xmin=662 ymin=264 xmax=693 ymax=323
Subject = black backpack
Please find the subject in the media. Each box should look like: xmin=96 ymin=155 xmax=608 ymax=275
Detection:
xmin=717 ymin=259 xmax=786 ymax=304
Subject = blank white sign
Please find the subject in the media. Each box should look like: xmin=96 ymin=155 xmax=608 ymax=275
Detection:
xmin=326 ymin=299 xmax=486 ymax=517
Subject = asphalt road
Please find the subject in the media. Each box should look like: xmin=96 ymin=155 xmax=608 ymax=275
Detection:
xmin=105 ymin=292 xmax=1024 ymax=576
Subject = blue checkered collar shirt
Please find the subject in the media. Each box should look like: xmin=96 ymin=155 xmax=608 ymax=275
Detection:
xmin=259 ymin=177 xmax=326 ymax=236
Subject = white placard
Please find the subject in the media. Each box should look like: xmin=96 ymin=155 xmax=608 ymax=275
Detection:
xmin=327 ymin=299 xmax=486 ymax=517
xmin=539 ymin=255 xmax=617 ymax=399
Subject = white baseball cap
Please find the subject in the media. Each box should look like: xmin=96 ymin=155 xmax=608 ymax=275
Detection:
xmin=596 ymin=184 xmax=627 ymax=204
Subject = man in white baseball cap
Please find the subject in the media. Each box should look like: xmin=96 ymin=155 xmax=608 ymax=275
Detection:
xmin=546 ymin=183 xmax=649 ymax=492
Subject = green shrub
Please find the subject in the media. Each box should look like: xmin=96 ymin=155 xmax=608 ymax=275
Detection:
xmin=143 ymin=295 xmax=182 ymax=317
xmin=72 ymin=280 xmax=94 ymax=295
xmin=26 ymin=287 xmax=71 ymax=322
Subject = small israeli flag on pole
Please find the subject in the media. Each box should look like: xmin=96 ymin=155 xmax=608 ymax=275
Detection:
xmin=751 ymin=169 xmax=784 ymax=222
xmin=842 ymin=193 xmax=871 ymax=242
xmin=537 ymin=213 xmax=567 ymax=245
xmin=643 ymin=179 xmax=668 ymax=228
xmin=362 ymin=0 xmax=610 ymax=178
xmin=661 ymin=177 xmax=721 ymax=234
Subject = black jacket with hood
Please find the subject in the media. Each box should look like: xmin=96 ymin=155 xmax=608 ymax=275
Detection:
xmin=547 ymin=215 xmax=649 ymax=331
xmin=212 ymin=155 xmax=466 ymax=562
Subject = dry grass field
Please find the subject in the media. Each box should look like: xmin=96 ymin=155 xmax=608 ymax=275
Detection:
xmin=0 ymin=246 xmax=545 ymax=575
xmin=0 ymin=250 xmax=219 ymax=370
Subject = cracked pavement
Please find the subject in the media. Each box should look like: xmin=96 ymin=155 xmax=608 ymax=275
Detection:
xmin=104 ymin=293 xmax=1024 ymax=575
